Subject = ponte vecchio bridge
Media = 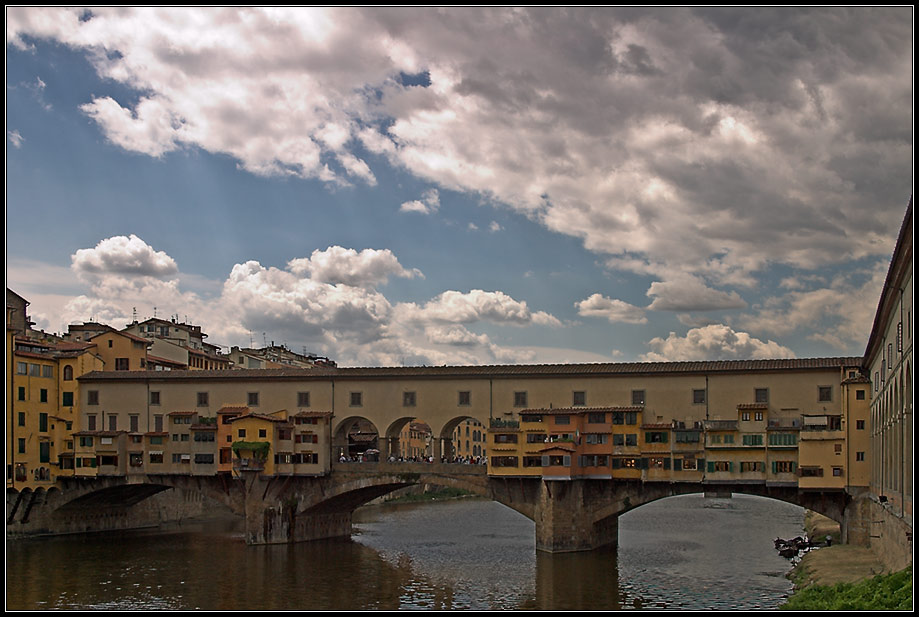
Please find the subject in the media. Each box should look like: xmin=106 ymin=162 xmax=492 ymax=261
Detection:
xmin=7 ymin=358 xmax=879 ymax=553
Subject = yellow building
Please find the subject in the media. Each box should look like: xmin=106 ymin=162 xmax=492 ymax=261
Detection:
xmin=397 ymin=420 xmax=432 ymax=460
xmin=11 ymin=340 xmax=59 ymax=487
xmin=88 ymin=329 xmax=151 ymax=372
xmin=450 ymin=418 xmax=486 ymax=460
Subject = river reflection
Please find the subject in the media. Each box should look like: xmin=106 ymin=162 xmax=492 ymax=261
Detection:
xmin=6 ymin=493 xmax=805 ymax=610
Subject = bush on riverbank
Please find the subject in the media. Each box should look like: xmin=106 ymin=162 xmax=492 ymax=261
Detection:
xmin=781 ymin=566 xmax=912 ymax=610
xmin=385 ymin=487 xmax=473 ymax=503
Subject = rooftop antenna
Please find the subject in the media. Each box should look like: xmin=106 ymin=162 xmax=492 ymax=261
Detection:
xmin=132 ymin=307 xmax=137 ymax=323
xmin=262 ymin=332 xmax=267 ymax=347
xmin=154 ymin=306 xmax=157 ymax=319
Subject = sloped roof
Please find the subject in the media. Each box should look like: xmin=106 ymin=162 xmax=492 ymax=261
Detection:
xmin=78 ymin=356 xmax=863 ymax=382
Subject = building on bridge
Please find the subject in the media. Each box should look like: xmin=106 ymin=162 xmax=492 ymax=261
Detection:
xmin=484 ymin=360 xmax=870 ymax=494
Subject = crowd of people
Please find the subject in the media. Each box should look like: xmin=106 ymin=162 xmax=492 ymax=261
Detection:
xmin=338 ymin=453 xmax=487 ymax=465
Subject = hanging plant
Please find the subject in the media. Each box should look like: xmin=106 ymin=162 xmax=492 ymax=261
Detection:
xmin=232 ymin=440 xmax=270 ymax=461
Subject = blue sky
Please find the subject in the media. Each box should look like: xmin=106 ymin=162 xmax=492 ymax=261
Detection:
xmin=6 ymin=7 xmax=912 ymax=367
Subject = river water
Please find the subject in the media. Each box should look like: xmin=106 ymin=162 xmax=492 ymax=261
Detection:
xmin=6 ymin=493 xmax=806 ymax=610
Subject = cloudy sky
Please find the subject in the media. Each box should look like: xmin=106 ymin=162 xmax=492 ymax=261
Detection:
xmin=6 ymin=7 xmax=912 ymax=367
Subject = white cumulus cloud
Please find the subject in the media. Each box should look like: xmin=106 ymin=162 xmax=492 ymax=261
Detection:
xmin=641 ymin=324 xmax=796 ymax=362
xmin=576 ymin=293 xmax=647 ymax=324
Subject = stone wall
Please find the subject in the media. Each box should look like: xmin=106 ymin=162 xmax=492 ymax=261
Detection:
xmin=845 ymin=495 xmax=913 ymax=572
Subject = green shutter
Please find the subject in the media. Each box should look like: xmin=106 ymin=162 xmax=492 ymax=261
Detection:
xmin=664 ymin=458 xmax=671 ymax=470
xmin=674 ymin=458 xmax=683 ymax=471
xmin=707 ymin=461 xmax=714 ymax=473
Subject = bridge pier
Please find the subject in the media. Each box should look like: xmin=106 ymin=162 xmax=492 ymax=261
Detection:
xmin=245 ymin=503 xmax=353 ymax=545
xmin=535 ymin=480 xmax=619 ymax=553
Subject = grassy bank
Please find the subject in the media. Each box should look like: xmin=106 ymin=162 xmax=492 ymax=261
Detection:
xmin=780 ymin=510 xmax=912 ymax=610
xmin=382 ymin=487 xmax=475 ymax=504
xmin=781 ymin=566 xmax=912 ymax=610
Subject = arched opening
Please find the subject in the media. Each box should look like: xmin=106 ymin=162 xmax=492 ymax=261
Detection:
xmin=441 ymin=415 xmax=488 ymax=463
xmin=381 ymin=416 xmax=434 ymax=462
xmin=332 ymin=415 xmax=381 ymax=461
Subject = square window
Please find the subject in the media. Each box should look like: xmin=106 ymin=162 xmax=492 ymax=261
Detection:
xmin=258 ymin=429 xmax=267 ymax=438
xmin=856 ymin=390 xmax=866 ymax=400
xmin=88 ymin=390 xmax=100 ymax=405
xmin=150 ymin=391 xmax=161 ymax=405
xmin=514 ymin=391 xmax=528 ymax=407
xmin=247 ymin=392 xmax=259 ymax=406
xmin=692 ymin=389 xmax=706 ymax=404
xmin=754 ymin=388 xmax=768 ymax=404
xmin=818 ymin=386 xmax=832 ymax=402
xmin=238 ymin=429 xmax=247 ymax=438
xmin=297 ymin=392 xmax=310 ymax=407
xmin=403 ymin=391 xmax=416 ymax=407
xmin=856 ymin=420 xmax=865 ymax=430
xmin=197 ymin=392 xmax=209 ymax=407
xmin=856 ymin=451 xmax=865 ymax=461
xmin=631 ymin=390 xmax=645 ymax=405
xmin=350 ymin=392 xmax=363 ymax=407
xmin=573 ymin=391 xmax=586 ymax=406
xmin=458 ymin=391 xmax=471 ymax=406
xmin=62 ymin=391 xmax=74 ymax=406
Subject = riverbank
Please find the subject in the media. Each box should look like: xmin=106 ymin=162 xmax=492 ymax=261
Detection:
xmin=787 ymin=511 xmax=886 ymax=588
xmin=779 ymin=511 xmax=912 ymax=610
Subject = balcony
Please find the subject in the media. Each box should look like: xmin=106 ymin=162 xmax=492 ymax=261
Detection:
xmin=704 ymin=420 xmax=738 ymax=431
xmin=233 ymin=457 xmax=265 ymax=472
xmin=767 ymin=418 xmax=803 ymax=429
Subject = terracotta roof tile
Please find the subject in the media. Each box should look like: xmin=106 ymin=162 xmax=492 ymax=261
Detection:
xmin=78 ymin=357 xmax=864 ymax=382
xmin=218 ymin=405 xmax=250 ymax=413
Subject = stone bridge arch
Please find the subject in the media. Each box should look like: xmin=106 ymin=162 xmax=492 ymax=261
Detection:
xmin=7 ymin=475 xmax=245 ymax=539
